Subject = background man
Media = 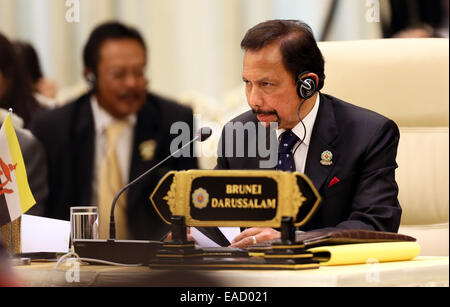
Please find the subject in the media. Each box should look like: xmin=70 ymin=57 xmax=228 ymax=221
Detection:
xmin=216 ymin=20 xmax=402 ymax=248
xmin=31 ymin=22 xmax=197 ymax=241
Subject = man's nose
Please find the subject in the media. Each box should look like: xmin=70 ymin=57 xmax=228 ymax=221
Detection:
xmin=247 ymin=86 xmax=264 ymax=109
xmin=124 ymin=73 xmax=139 ymax=88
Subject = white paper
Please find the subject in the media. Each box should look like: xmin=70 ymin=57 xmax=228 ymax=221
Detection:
xmin=20 ymin=214 xmax=70 ymax=253
xmin=191 ymin=227 xmax=241 ymax=247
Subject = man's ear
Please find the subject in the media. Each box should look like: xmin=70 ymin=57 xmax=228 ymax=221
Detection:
xmin=302 ymin=72 xmax=319 ymax=87
xmin=0 ymin=73 xmax=12 ymax=95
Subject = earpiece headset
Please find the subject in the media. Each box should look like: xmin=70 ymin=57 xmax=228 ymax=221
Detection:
xmin=296 ymin=71 xmax=317 ymax=100
xmin=291 ymin=71 xmax=319 ymax=156
xmin=85 ymin=71 xmax=97 ymax=89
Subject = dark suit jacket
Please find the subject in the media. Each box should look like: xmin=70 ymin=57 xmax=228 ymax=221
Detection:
xmin=31 ymin=92 xmax=198 ymax=240
xmin=0 ymin=121 xmax=48 ymax=219
xmin=16 ymin=127 xmax=48 ymax=216
xmin=216 ymin=93 xmax=402 ymax=233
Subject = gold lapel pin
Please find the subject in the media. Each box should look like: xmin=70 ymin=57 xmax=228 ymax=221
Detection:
xmin=139 ymin=139 xmax=157 ymax=161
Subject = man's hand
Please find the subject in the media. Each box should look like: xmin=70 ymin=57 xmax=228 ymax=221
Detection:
xmin=230 ymin=227 xmax=280 ymax=248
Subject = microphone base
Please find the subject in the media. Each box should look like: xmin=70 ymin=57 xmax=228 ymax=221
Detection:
xmin=73 ymin=239 xmax=163 ymax=265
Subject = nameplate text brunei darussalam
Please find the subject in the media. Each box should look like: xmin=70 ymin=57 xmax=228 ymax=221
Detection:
xmin=150 ymin=170 xmax=321 ymax=228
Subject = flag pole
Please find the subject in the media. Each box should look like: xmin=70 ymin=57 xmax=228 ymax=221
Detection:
xmin=9 ymin=222 xmax=13 ymax=254
xmin=8 ymin=109 xmax=14 ymax=254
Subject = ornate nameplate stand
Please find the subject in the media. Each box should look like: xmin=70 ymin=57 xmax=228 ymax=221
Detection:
xmin=149 ymin=170 xmax=321 ymax=270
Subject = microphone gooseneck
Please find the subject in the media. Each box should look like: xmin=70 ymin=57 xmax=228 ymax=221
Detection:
xmin=109 ymin=127 xmax=212 ymax=240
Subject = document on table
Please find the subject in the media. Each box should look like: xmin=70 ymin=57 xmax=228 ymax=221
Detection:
xmin=21 ymin=214 xmax=70 ymax=253
xmin=191 ymin=227 xmax=241 ymax=247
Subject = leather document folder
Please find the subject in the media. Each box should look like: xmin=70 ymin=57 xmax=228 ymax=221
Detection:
xmin=295 ymin=229 xmax=416 ymax=247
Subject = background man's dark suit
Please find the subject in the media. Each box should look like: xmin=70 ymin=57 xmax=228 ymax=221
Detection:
xmin=16 ymin=127 xmax=48 ymax=216
xmin=31 ymin=92 xmax=198 ymax=240
xmin=216 ymin=93 xmax=402 ymax=233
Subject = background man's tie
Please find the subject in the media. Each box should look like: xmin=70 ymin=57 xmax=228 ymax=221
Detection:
xmin=276 ymin=130 xmax=299 ymax=172
xmin=98 ymin=120 xmax=129 ymax=239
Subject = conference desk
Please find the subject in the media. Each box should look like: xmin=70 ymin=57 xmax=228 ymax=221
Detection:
xmin=13 ymin=256 xmax=449 ymax=287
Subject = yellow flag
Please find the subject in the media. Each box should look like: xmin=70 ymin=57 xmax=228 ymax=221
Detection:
xmin=0 ymin=114 xmax=36 ymax=226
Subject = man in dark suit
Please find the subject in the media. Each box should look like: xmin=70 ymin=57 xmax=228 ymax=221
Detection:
xmin=31 ymin=22 xmax=197 ymax=241
xmin=216 ymin=20 xmax=402 ymax=248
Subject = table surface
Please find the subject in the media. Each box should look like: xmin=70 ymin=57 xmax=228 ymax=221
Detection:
xmin=12 ymin=256 xmax=449 ymax=287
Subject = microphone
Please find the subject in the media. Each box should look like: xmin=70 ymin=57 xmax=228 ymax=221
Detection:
xmin=109 ymin=127 xmax=212 ymax=240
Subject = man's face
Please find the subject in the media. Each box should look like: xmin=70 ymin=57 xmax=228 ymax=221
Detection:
xmin=95 ymin=38 xmax=148 ymax=118
xmin=243 ymin=42 xmax=301 ymax=130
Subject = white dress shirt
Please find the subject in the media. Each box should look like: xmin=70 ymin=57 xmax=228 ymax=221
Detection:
xmin=90 ymin=96 xmax=137 ymax=204
xmin=276 ymin=94 xmax=320 ymax=173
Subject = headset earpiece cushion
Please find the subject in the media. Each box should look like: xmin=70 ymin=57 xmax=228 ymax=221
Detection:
xmin=297 ymin=77 xmax=316 ymax=100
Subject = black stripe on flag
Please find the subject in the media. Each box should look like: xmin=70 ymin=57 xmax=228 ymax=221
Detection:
xmin=0 ymin=179 xmax=11 ymax=226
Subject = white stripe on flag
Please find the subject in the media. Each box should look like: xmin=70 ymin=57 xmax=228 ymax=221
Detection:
xmin=0 ymin=124 xmax=21 ymax=221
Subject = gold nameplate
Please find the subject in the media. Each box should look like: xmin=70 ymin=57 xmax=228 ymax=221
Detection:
xmin=150 ymin=170 xmax=321 ymax=228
